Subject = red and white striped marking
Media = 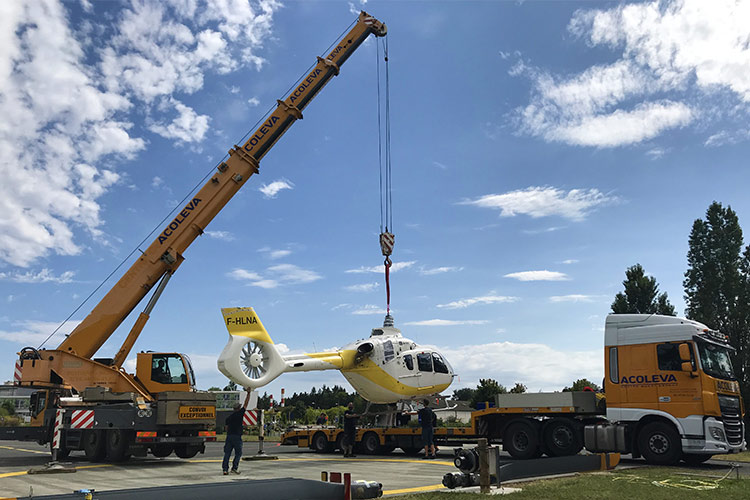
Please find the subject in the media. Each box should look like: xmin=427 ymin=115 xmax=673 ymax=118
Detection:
xmin=52 ymin=409 xmax=64 ymax=450
xmin=13 ymin=360 xmax=22 ymax=385
xmin=243 ymin=410 xmax=259 ymax=426
xmin=379 ymin=232 xmax=395 ymax=256
xmin=70 ymin=409 xmax=95 ymax=429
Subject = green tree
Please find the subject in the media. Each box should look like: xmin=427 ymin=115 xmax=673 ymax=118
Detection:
xmin=470 ymin=379 xmax=507 ymax=407
xmin=684 ymin=202 xmax=749 ymax=401
xmin=207 ymin=386 xmax=221 ymax=392
xmin=509 ymin=383 xmax=527 ymax=394
xmin=452 ymin=387 xmax=476 ymax=401
xmin=611 ymin=263 xmax=675 ymax=315
xmin=562 ymin=378 xmax=601 ymax=392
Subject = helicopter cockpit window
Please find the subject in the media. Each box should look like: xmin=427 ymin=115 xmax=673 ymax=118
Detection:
xmin=403 ymin=354 xmax=414 ymax=370
xmin=383 ymin=340 xmax=395 ymax=362
xmin=432 ymin=353 xmax=449 ymax=374
xmin=151 ymin=354 xmax=188 ymax=384
xmin=417 ymin=352 xmax=433 ymax=372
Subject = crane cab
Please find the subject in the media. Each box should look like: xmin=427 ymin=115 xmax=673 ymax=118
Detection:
xmin=136 ymin=352 xmax=196 ymax=394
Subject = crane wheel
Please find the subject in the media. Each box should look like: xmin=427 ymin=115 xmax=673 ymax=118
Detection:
xmin=83 ymin=430 xmax=106 ymax=461
xmin=106 ymin=429 xmax=132 ymax=462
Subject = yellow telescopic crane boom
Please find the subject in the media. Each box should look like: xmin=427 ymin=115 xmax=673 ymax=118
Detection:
xmin=54 ymin=12 xmax=387 ymax=364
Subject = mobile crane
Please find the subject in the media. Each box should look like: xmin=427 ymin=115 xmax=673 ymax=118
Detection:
xmin=3 ymin=12 xmax=388 ymax=462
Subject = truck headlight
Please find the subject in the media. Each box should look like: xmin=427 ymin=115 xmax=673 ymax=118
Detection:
xmin=709 ymin=426 xmax=726 ymax=442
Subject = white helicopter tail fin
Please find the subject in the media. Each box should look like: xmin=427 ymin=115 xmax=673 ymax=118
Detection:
xmin=217 ymin=307 xmax=286 ymax=390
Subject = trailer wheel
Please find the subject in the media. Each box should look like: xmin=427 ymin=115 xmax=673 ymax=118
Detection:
xmin=106 ymin=429 xmax=132 ymax=462
xmin=174 ymin=443 xmax=202 ymax=459
xmin=312 ymin=432 xmax=330 ymax=453
xmin=503 ymin=420 xmax=541 ymax=460
xmin=543 ymin=419 xmax=582 ymax=457
xmin=401 ymin=446 xmax=422 ymax=456
xmin=334 ymin=432 xmax=345 ymax=452
xmin=638 ymin=422 xmax=681 ymax=465
xmin=361 ymin=432 xmax=381 ymax=455
xmin=83 ymin=430 xmax=106 ymax=461
xmin=150 ymin=444 xmax=174 ymax=458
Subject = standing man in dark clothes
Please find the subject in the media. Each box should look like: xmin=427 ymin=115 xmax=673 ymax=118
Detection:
xmin=223 ymin=392 xmax=250 ymax=475
xmin=342 ymin=402 xmax=359 ymax=457
xmin=418 ymin=399 xmax=436 ymax=459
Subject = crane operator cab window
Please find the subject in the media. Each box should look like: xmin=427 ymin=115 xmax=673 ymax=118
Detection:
xmin=151 ymin=354 xmax=188 ymax=384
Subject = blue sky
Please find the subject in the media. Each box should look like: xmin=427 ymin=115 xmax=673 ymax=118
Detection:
xmin=2 ymin=0 xmax=750 ymax=400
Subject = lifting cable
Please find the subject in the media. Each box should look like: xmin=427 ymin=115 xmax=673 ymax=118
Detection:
xmin=376 ymin=37 xmax=394 ymax=315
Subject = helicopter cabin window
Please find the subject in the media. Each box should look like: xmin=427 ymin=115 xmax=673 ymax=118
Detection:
xmin=432 ymin=353 xmax=449 ymax=374
xmin=383 ymin=340 xmax=395 ymax=362
xmin=403 ymin=354 xmax=414 ymax=370
xmin=151 ymin=354 xmax=188 ymax=384
xmin=417 ymin=352 xmax=433 ymax=372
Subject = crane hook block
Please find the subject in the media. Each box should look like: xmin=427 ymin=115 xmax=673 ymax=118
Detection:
xmin=379 ymin=232 xmax=395 ymax=257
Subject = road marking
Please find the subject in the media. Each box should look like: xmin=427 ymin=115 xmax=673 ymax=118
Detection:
xmin=383 ymin=483 xmax=445 ymax=495
xmin=190 ymin=457 xmax=454 ymax=466
xmin=0 ymin=464 xmax=111 ymax=479
xmin=0 ymin=446 xmax=47 ymax=455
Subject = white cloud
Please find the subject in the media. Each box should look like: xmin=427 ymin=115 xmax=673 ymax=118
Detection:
xmin=269 ymin=250 xmax=291 ymax=259
xmin=0 ymin=319 xmax=80 ymax=346
xmin=513 ymin=0 xmax=750 ymax=147
xmin=346 ymin=261 xmax=416 ymax=274
xmin=549 ymin=295 xmax=597 ymax=303
xmin=0 ymin=0 xmax=280 ymax=268
xmin=352 ymin=305 xmax=388 ymax=316
xmin=504 ymin=270 xmax=569 ymax=282
xmin=437 ymin=295 xmax=517 ymax=310
xmin=442 ymin=341 xmax=602 ymax=392
xmin=0 ymin=269 xmax=75 ymax=284
xmin=152 ymin=176 xmax=164 ymax=188
xmin=420 ymin=266 xmax=463 ymax=276
xmin=148 ymin=100 xmax=210 ymax=143
xmin=404 ymin=319 xmax=488 ymax=326
xmin=247 ymin=96 xmax=260 ymax=107
xmin=561 ymin=259 xmax=579 ymax=265
xmin=259 ymin=179 xmax=294 ymax=199
xmin=227 ymin=263 xmax=321 ymax=289
xmin=205 ymin=230 xmax=235 ymax=241
xmin=344 ymin=282 xmax=379 ymax=292
xmin=462 ymin=187 xmax=616 ymax=221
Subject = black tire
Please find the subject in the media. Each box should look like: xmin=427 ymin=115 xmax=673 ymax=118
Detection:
xmin=150 ymin=444 xmax=174 ymax=458
xmin=503 ymin=420 xmax=541 ymax=460
xmin=682 ymin=453 xmax=713 ymax=465
xmin=543 ymin=419 xmax=583 ymax=457
xmin=361 ymin=432 xmax=381 ymax=455
xmin=334 ymin=432 xmax=345 ymax=452
xmin=106 ymin=429 xmax=132 ymax=462
xmin=401 ymin=446 xmax=422 ymax=456
xmin=174 ymin=443 xmax=202 ymax=459
xmin=638 ymin=422 xmax=681 ymax=465
xmin=312 ymin=432 xmax=330 ymax=453
xmin=83 ymin=430 xmax=106 ymax=461
xmin=380 ymin=445 xmax=396 ymax=454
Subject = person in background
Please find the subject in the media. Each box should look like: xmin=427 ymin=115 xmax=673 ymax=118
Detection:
xmin=417 ymin=399 xmax=436 ymax=459
xmin=316 ymin=412 xmax=328 ymax=425
xmin=342 ymin=402 xmax=359 ymax=458
xmin=222 ymin=392 xmax=251 ymax=475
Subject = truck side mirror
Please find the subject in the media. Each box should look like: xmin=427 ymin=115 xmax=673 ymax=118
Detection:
xmin=681 ymin=361 xmax=693 ymax=372
xmin=678 ymin=343 xmax=691 ymax=362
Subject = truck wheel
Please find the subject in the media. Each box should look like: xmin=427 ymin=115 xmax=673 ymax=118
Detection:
xmin=174 ymin=443 xmax=202 ymax=459
xmin=335 ymin=433 xmax=345 ymax=452
xmin=361 ymin=432 xmax=381 ymax=455
xmin=83 ymin=430 xmax=106 ymax=461
xmin=503 ymin=420 xmax=541 ymax=460
xmin=638 ymin=422 xmax=681 ymax=465
xmin=150 ymin=444 xmax=174 ymax=458
xmin=312 ymin=432 xmax=330 ymax=453
xmin=106 ymin=429 xmax=132 ymax=462
xmin=543 ymin=419 xmax=582 ymax=457
xmin=682 ymin=453 xmax=713 ymax=465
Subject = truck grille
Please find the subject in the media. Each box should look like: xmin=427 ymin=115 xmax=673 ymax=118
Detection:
xmin=718 ymin=395 xmax=744 ymax=446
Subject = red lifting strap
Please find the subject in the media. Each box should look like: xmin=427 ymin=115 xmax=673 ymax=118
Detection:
xmin=384 ymin=257 xmax=392 ymax=314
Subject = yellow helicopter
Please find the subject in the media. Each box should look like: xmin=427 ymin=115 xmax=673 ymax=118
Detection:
xmin=217 ymin=307 xmax=454 ymax=404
